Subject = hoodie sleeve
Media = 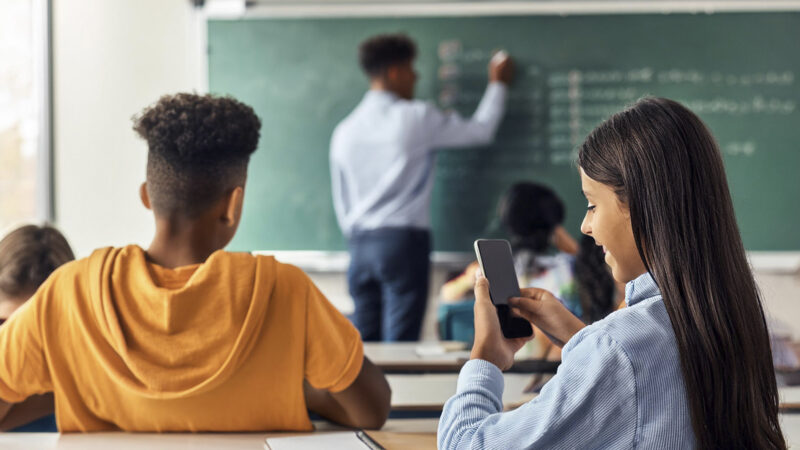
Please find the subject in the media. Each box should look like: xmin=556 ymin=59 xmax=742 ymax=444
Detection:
xmin=0 ymin=276 xmax=55 ymax=403
xmin=302 ymin=278 xmax=364 ymax=393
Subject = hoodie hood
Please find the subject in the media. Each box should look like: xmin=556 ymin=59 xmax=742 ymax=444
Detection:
xmin=84 ymin=245 xmax=274 ymax=399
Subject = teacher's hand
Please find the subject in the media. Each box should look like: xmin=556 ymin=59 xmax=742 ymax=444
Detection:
xmin=470 ymin=272 xmax=533 ymax=371
xmin=509 ymin=288 xmax=586 ymax=348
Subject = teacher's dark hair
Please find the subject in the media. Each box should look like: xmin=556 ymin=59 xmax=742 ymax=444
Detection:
xmin=578 ymin=97 xmax=784 ymax=448
xmin=359 ymin=34 xmax=417 ymax=78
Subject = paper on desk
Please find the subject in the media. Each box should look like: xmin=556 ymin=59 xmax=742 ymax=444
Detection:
xmin=414 ymin=341 xmax=468 ymax=357
xmin=265 ymin=432 xmax=368 ymax=450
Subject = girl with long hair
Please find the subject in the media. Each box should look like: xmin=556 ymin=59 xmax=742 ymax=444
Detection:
xmin=438 ymin=97 xmax=785 ymax=449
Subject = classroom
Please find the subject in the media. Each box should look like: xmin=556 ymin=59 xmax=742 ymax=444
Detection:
xmin=1 ymin=0 xmax=799 ymax=448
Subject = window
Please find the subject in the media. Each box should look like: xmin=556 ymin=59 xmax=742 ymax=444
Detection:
xmin=0 ymin=0 xmax=51 ymax=230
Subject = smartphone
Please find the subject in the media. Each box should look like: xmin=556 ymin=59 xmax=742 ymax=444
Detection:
xmin=474 ymin=239 xmax=534 ymax=339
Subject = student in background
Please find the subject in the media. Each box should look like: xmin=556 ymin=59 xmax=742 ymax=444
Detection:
xmin=441 ymin=182 xmax=579 ymax=311
xmin=439 ymin=98 xmax=785 ymax=448
xmin=0 ymin=224 xmax=74 ymax=431
xmin=0 ymin=93 xmax=391 ymax=432
xmin=0 ymin=225 xmax=75 ymax=323
xmin=330 ymin=33 xmax=513 ymax=342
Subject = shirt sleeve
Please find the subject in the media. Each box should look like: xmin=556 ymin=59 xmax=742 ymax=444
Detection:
xmin=303 ymin=276 xmax=364 ymax=393
xmin=0 ymin=282 xmax=54 ymax=403
xmin=414 ymin=82 xmax=508 ymax=150
xmin=329 ymin=153 xmax=350 ymax=235
xmin=438 ymin=328 xmax=638 ymax=449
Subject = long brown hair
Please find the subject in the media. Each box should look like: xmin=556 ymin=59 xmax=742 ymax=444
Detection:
xmin=578 ymin=97 xmax=785 ymax=448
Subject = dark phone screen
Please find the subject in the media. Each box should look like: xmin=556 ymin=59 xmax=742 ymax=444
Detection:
xmin=476 ymin=239 xmax=533 ymax=339
xmin=476 ymin=240 xmax=521 ymax=306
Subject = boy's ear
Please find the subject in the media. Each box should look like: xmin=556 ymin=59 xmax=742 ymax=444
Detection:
xmin=221 ymin=186 xmax=244 ymax=227
xmin=385 ymin=65 xmax=399 ymax=83
xmin=139 ymin=183 xmax=152 ymax=210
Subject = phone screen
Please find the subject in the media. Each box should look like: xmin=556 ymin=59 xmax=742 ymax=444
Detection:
xmin=475 ymin=240 xmax=520 ymax=306
xmin=474 ymin=239 xmax=533 ymax=339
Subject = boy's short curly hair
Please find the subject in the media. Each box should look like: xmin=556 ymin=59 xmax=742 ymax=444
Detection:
xmin=133 ymin=93 xmax=261 ymax=217
xmin=359 ymin=33 xmax=417 ymax=78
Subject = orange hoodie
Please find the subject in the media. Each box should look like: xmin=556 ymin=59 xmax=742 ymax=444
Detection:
xmin=0 ymin=246 xmax=363 ymax=432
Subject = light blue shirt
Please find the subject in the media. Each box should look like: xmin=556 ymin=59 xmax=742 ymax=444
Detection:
xmin=438 ymin=272 xmax=695 ymax=449
xmin=330 ymin=83 xmax=507 ymax=236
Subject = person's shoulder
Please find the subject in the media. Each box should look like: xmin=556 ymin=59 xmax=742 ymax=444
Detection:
xmin=251 ymin=255 xmax=315 ymax=291
xmin=46 ymin=250 xmax=99 ymax=283
xmin=561 ymin=322 xmax=636 ymax=379
xmin=404 ymin=98 xmax=441 ymax=118
xmin=580 ymin=297 xmax=676 ymax=362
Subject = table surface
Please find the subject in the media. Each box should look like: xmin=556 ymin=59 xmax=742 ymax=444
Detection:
xmin=3 ymin=416 xmax=800 ymax=449
xmin=387 ymin=373 xmax=537 ymax=410
xmin=0 ymin=419 xmax=438 ymax=450
xmin=2 ymin=411 xmax=800 ymax=449
xmin=364 ymin=342 xmax=559 ymax=374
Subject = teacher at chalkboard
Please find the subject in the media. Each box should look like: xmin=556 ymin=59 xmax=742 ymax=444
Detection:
xmin=330 ymin=33 xmax=513 ymax=342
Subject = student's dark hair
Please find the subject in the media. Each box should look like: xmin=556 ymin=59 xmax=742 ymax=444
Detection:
xmin=499 ymin=182 xmax=564 ymax=253
xmin=578 ymin=97 xmax=785 ymax=449
xmin=0 ymin=224 xmax=75 ymax=298
xmin=574 ymin=235 xmax=616 ymax=324
xmin=133 ymin=93 xmax=261 ymax=217
xmin=359 ymin=33 xmax=417 ymax=78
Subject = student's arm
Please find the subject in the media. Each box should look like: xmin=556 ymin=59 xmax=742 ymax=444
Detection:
xmin=440 ymin=262 xmax=480 ymax=302
xmin=438 ymin=276 xmax=634 ymax=448
xmin=301 ymin=271 xmax=391 ymax=429
xmin=0 ymin=399 xmax=11 ymax=424
xmin=304 ymin=356 xmax=390 ymax=429
xmin=552 ymin=225 xmax=579 ymax=255
xmin=438 ymin=332 xmax=637 ymax=449
xmin=415 ymin=55 xmax=513 ymax=150
xmin=0 ymin=393 xmax=54 ymax=431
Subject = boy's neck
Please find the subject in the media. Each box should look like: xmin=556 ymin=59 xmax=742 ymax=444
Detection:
xmin=146 ymin=218 xmax=223 ymax=269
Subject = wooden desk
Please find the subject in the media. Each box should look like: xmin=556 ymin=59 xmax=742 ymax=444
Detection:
xmin=387 ymin=375 xmax=800 ymax=414
xmin=0 ymin=419 xmax=438 ymax=450
xmin=388 ymin=373 xmax=536 ymax=412
xmin=365 ymin=342 xmax=559 ymax=374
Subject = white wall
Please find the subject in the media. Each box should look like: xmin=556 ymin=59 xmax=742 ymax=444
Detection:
xmin=53 ymin=0 xmax=203 ymax=257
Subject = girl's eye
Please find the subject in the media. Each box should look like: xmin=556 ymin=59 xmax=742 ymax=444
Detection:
xmin=587 ymin=205 xmax=596 ymax=212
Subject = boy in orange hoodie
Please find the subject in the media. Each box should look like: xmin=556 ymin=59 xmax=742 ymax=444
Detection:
xmin=0 ymin=93 xmax=391 ymax=432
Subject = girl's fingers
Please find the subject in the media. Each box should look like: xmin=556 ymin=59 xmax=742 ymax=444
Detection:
xmin=519 ymin=287 xmax=551 ymax=299
xmin=474 ymin=274 xmax=492 ymax=305
xmin=509 ymin=296 xmax=542 ymax=315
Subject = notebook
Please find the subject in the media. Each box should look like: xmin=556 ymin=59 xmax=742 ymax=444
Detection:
xmin=265 ymin=431 xmax=384 ymax=450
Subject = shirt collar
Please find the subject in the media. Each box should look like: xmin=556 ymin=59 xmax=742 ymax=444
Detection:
xmin=625 ymin=272 xmax=661 ymax=307
xmin=364 ymin=89 xmax=399 ymax=103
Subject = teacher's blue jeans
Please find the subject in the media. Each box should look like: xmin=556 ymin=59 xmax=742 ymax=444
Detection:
xmin=347 ymin=228 xmax=430 ymax=342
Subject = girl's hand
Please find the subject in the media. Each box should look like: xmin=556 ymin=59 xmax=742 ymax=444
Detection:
xmin=509 ymin=288 xmax=586 ymax=348
xmin=470 ymin=272 xmax=533 ymax=370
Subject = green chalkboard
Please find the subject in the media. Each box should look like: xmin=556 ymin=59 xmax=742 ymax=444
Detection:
xmin=208 ymin=13 xmax=800 ymax=252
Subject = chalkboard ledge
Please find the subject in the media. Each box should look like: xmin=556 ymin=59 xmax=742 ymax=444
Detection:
xmin=748 ymin=252 xmax=800 ymax=274
xmin=251 ymin=250 xmax=800 ymax=274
